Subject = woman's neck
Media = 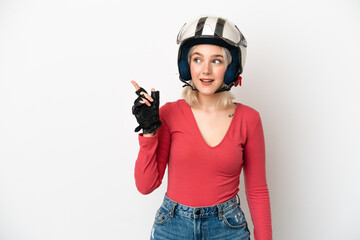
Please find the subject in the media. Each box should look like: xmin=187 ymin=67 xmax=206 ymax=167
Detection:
xmin=195 ymin=93 xmax=221 ymax=111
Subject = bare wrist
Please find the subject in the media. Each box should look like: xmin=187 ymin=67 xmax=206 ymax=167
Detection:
xmin=143 ymin=132 xmax=156 ymax=137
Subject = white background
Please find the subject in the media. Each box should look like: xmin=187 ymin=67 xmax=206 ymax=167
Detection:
xmin=1 ymin=0 xmax=359 ymax=239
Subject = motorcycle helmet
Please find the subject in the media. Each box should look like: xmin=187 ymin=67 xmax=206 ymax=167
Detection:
xmin=177 ymin=16 xmax=247 ymax=93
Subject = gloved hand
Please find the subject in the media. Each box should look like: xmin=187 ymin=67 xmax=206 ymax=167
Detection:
xmin=132 ymin=85 xmax=162 ymax=134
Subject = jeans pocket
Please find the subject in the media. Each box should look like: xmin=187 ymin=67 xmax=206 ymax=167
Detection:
xmin=223 ymin=205 xmax=247 ymax=229
xmin=154 ymin=206 xmax=170 ymax=226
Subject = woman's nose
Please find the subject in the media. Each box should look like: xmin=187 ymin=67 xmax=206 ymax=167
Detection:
xmin=202 ymin=62 xmax=212 ymax=74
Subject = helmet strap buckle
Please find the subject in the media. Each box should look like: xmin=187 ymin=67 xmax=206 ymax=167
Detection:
xmin=233 ymin=76 xmax=242 ymax=87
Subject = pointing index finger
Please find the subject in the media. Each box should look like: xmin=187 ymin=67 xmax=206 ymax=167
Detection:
xmin=131 ymin=80 xmax=140 ymax=91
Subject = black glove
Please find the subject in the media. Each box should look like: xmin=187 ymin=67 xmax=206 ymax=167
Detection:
xmin=132 ymin=87 xmax=162 ymax=134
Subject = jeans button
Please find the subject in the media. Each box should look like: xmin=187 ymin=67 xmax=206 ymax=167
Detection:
xmin=195 ymin=210 xmax=201 ymax=215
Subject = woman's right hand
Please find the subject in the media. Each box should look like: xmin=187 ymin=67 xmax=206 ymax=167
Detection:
xmin=131 ymin=80 xmax=155 ymax=107
xmin=131 ymin=81 xmax=162 ymax=135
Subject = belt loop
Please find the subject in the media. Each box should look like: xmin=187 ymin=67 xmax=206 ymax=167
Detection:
xmin=236 ymin=194 xmax=240 ymax=206
xmin=217 ymin=204 xmax=223 ymax=220
xmin=169 ymin=202 xmax=177 ymax=217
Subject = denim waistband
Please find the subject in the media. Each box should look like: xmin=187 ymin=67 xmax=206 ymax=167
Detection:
xmin=161 ymin=194 xmax=240 ymax=219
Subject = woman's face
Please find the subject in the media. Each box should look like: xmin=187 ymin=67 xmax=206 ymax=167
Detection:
xmin=190 ymin=44 xmax=226 ymax=96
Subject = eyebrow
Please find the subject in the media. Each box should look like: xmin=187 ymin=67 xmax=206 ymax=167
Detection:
xmin=192 ymin=52 xmax=224 ymax=58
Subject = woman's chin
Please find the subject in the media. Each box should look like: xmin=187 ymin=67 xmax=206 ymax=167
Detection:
xmin=197 ymin=88 xmax=217 ymax=96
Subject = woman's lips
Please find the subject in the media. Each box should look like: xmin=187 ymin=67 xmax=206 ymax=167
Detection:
xmin=200 ymin=79 xmax=214 ymax=85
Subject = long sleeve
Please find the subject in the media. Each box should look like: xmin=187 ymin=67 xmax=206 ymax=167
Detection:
xmin=243 ymin=115 xmax=272 ymax=240
xmin=134 ymin=105 xmax=171 ymax=194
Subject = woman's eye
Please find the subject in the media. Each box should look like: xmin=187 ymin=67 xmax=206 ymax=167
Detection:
xmin=213 ymin=59 xmax=223 ymax=64
xmin=193 ymin=58 xmax=201 ymax=63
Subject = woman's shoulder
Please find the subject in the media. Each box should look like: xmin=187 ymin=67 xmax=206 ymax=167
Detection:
xmin=159 ymin=99 xmax=187 ymax=119
xmin=234 ymin=102 xmax=261 ymax=121
xmin=160 ymin=99 xmax=187 ymax=111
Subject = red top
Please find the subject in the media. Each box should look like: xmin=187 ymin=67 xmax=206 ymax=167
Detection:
xmin=134 ymin=99 xmax=272 ymax=240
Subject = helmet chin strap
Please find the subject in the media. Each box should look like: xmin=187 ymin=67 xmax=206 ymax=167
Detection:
xmin=181 ymin=76 xmax=242 ymax=94
xmin=181 ymin=80 xmax=230 ymax=94
xmin=214 ymin=85 xmax=232 ymax=93
xmin=180 ymin=79 xmax=199 ymax=92
xmin=214 ymin=76 xmax=242 ymax=93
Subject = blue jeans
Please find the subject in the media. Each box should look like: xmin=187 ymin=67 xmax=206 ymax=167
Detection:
xmin=150 ymin=194 xmax=250 ymax=240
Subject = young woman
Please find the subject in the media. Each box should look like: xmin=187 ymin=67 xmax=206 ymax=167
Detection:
xmin=131 ymin=16 xmax=272 ymax=240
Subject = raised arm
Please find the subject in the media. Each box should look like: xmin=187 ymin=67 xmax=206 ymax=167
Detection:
xmin=131 ymin=80 xmax=171 ymax=194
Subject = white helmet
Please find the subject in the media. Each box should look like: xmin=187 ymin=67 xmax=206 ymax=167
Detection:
xmin=177 ymin=16 xmax=247 ymax=92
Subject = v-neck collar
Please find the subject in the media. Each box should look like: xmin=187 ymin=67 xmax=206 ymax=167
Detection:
xmin=181 ymin=100 xmax=239 ymax=149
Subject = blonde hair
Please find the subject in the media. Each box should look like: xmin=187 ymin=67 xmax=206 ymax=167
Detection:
xmin=182 ymin=45 xmax=235 ymax=109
